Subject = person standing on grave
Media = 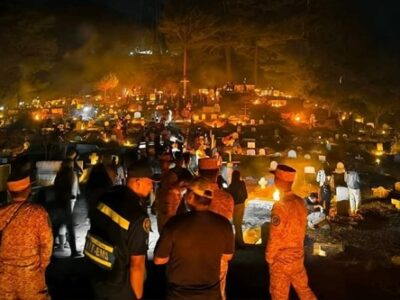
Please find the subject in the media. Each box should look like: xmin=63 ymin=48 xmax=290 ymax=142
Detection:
xmin=0 ymin=161 xmax=53 ymax=299
xmin=266 ymin=164 xmax=316 ymax=300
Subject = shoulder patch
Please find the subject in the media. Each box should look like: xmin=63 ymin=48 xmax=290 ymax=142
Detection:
xmin=271 ymin=215 xmax=281 ymax=226
xmin=143 ymin=218 xmax=151 ymax=233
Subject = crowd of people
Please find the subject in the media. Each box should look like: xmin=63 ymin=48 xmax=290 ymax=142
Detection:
xmin=0 ymin=144 xmax=320 ymax=300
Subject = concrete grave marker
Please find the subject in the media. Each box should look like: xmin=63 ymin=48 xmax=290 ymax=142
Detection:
xmin=269 ymin=160 xmax=278 ymax=171
xmin=304 ymin=166 xmax=316 ymax=174
xmin=247 ymin=141 xmax=256 ymax=149
xmin=36 ymin=161 xmax=62 ymax=186
xmin=247 ymin=149 xmax=256 ymax=156
xmin=304 ymin=154 xmax=311 ymax=160
xmin=318 ymin=155 xmax=326 ymax=162
xmin=259 ymin=119 xmax=264 ymax=125
xmin=288 ymin=149 xmax=297 ymax=158
xmin=259 ymin=149 xmax=266 ymax=156
xmin=133 ymin=112 xmax=141 ymax=119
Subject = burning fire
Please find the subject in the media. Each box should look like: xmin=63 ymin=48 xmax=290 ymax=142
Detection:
xmin=273 ymin=189 xmax=280 ymax=201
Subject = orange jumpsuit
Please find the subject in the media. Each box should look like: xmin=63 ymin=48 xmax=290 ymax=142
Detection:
xmin=0 ymin=202 xmax=53 ymax=300
xmin=266 ymin=192 xmax=317 ymax=300
xmin=209 ymin=184 xmax=234 ymax=221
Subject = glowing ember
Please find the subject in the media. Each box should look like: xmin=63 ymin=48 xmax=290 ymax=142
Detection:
xmin=273 ymin=189 xmax=280 ymax=201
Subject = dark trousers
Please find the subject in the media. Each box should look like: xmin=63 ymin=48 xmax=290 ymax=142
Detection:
xmin=320 ymin=186 xmax=331 ymax=214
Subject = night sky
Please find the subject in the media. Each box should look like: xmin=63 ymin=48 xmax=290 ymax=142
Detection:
xmin=2 ymin=0 xmax=399 ymax=49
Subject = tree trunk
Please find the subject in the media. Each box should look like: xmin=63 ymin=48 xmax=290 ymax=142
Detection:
xmin=224 ymin=46 xmax=233 ymax=81
xmin=374 ymin=112 xmax=383 ymax=130
xmin=253 ymin=43 xmax=259 ymax=86
xmin=182 ymin=44 xmax=188 ymax=98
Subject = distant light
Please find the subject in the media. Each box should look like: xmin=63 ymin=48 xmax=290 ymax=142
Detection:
xmin=0 ymin=106 xmax=3 ymax=111
xmin=273 ymin=189 xmax=280 ymax=201
xmin=83 ymin=106 xmax=91 ymax=112
xmin=376 ymin=158 xmax=381 ymax=164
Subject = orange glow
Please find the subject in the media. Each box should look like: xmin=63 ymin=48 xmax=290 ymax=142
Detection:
xmin=124 ymin=140 xmax=134 ymax=147
xmin=273 ymin=189 xmax=280 ymax=201
xmin=294 ymin=115 xmax=301 ymax=122
xmin=34 ymin=114 xmax=40 ymax=121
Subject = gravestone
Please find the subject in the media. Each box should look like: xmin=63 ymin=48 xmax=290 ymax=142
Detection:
xmin=304 ymin=166 xmax=316 ymax=174
xmin=304 ymin=166 xmax=316 ymax=184
xmin=247 ymin=141 xmax=256 ymax=149
xmin=247 ymin=149 xmax=256 ymax=156
xmin=36 ymin=161 xmax=62 ymax=186
xmin=134 ymin=112 xmax=141 ymax=119
xmin=269 ymin=160 xmax=278 ymax=171
xmin=288 ymin=149 xmax=297 ymax=158
xmin=259 ymin=119 xmax=264 ymax=125
xmin=304 ymin=154 xmax=311 ymax=160
xmin=336 ymin=186 xmax=350 ymax=216
xmin=318 ymin=155 xmax=326 ymax=162
xmin=259 ymin=148 xmax=266 ymax=156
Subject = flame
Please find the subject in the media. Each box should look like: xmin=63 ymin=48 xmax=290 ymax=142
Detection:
xmin=273 ymin=189 xmax=280 ymax=201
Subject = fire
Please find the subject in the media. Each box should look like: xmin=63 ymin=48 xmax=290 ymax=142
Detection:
xmin=273 ymin=189 xmax=280 ymax=201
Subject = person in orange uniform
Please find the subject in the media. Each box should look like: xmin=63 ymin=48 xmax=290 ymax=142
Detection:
xmin=0 ymin=167 xmax=53 ymax=299
xmin=266 ymin=164 xmax=317 ymax=300
xmin=198 ymin=158 xmax=234 ymax=222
